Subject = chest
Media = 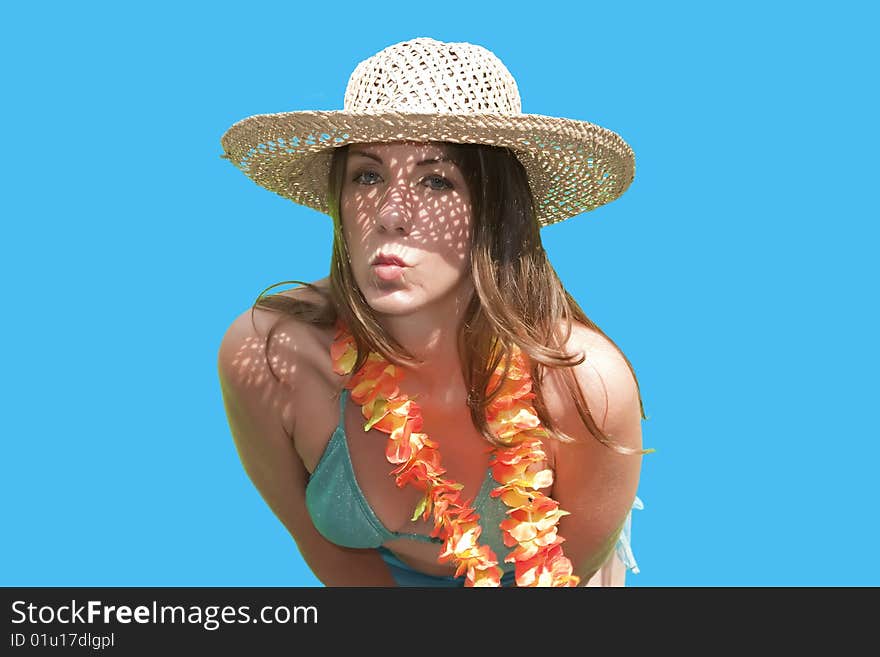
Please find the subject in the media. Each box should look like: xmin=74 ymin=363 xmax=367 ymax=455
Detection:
xmin=309 ymin=381 xmax=491 ymax=512
xmin=297 ymin=381 xmax=523 ymax=576
xmin=345 ymin=395 xmax=493 ymax=528
xmin=294 ymin=345 xmax=554 ymax=577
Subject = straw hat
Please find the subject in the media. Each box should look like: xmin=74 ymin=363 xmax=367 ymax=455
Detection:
xmin=220 ymin=37 xmax=635 ymax=227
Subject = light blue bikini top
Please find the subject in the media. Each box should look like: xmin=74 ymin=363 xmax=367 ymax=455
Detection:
xmin=304 ymin=388 xmax=643 ymax=586
xmin=304 ymin=389 xmax=515 ymax=574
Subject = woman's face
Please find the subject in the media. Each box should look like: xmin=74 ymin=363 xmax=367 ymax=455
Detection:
xmin=340 ymin=141 xmax=474 ymax=316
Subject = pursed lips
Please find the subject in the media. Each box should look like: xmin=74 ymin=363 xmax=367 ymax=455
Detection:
xmin=372 ymin=254 xmax=409 ymax=267
xmin=371 ymin=254 xmax=411 ymax=281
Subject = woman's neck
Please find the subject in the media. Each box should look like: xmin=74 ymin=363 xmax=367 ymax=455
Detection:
xmin=376 ymin=280 xmax=473 ymax=397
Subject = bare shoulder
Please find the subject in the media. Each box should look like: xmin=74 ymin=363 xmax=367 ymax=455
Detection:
xmin=568 ymin=322 xmax=640 ymax=437
xmin=544 ymin=321 xmax=642 ymax=448
xmin=541 ymin=320 xmax=644 ymax=582
xmin=217 ymin=278 xmax=336 ymax=431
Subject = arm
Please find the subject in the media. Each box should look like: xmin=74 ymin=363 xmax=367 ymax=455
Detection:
xmin=547 ymin=326 xmax=644 ymax=586
xmin=217 ymin=307 xmax=398 ymax=586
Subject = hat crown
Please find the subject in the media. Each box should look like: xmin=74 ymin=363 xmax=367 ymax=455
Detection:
xmin=343 ymin=37 xmax=522 ymax=115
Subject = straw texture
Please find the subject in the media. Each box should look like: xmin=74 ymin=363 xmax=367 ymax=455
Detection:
xmin=221 ymin=38 xmax=635 ymax=227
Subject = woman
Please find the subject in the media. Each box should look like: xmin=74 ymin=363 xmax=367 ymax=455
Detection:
xmin=217 ymin=38 xmax=650 ymax=587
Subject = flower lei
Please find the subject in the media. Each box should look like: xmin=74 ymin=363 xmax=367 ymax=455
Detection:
xmin=330 ymin=321 xmax=580 ymax=587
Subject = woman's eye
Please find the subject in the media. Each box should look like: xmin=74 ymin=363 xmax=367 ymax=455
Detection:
xmin=423 ymin=175 xmax=453 ymax=191
xmin=353 ymin=170 xmax=382 ymax=185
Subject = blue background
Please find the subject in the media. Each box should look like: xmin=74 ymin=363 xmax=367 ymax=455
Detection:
xmin=3 ymin=1 xmax=876 ymax=586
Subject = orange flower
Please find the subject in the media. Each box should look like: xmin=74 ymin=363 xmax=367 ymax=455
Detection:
xmin=330 ymin=329 xmax=357 ymax=375
xmin=414 ymin=480 xmax=463 ymax=524
xmin=491 ymin=486 xmax=532 ymax=508
xmin=486 ymin=398 xmax=542 ymax=438
xmin=513 ymin=544 xmax=579 ymax=587
xmin=460 ymin=546 xmax=503 ymax=586
xmin=369 ymin=396 xmax=421 ymax=433
xmin=427 ymin=485 xmax=466 ymax=533
xmin=391 ymin=448 xmax=445 ymax=489
xmin=386 ymin=430 xmax=434 ymax=465
xmin=487 ymin=372 xmax=533 ymax=408
xmin=487 ymin=345 xmax=530 ymax=383
xmin=500 ymin=498 xmax=571 ymax=562
xmin=492 ymin=464 xmax=554 ymax=492
xmin=350 ymin=355 xmax=400 ymax=407
xmin=491 ymin=439 xmax=547 ymax=467
xmin=469 ymin=560 xmax=504 ymax=587
xmin=437 ymin=518 xmax=502 ymax=586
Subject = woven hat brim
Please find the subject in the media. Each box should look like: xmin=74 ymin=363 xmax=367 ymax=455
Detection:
xmin=220 ymin=110 xmax=635 ymax=227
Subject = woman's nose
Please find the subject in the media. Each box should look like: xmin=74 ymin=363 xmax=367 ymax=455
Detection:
xmin=376 ymin=180 xmax=413 ymax=234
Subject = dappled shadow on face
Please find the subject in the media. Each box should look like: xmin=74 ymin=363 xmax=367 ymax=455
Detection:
xmin=340 ymin=141 xmax=473 ymax=274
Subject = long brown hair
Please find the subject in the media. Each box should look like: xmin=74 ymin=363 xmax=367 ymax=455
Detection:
xmin=253 ymin=142 xmax=648 ymax=456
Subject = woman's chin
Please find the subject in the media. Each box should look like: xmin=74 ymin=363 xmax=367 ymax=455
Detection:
xmin=365 ymin=292 xmax=423 ymax=316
